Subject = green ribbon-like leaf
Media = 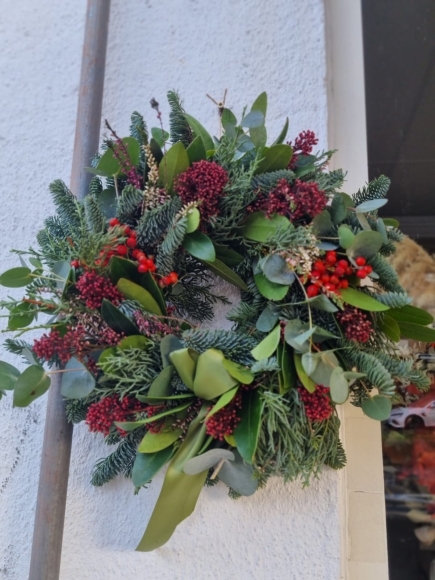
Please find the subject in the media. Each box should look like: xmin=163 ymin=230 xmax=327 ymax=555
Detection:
xmin=234 ymin=389 xmax=263 ymax=464
xmin=339 ymin=288 xmax=390 ymax=312
xmin=116 ymin=278 xmax=162 ymax=315
xmin=193 ymin=349 xmax=238 ymax=400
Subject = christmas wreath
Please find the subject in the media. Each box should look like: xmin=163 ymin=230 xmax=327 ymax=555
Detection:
xmin=1 ymin=92 xmax=434 ymax=551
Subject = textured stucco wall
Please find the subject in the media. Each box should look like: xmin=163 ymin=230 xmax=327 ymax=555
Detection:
xmin=0 ymin=1 xmax=340 ymax=579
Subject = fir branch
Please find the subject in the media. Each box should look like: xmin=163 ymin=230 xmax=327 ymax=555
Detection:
xmin=377 ymin=354 xmax=431 ymax=391
xmin=251 ymin=357 xmax=280 ymax=373
xmin=375 ymin=292 xmax=411 ymax=309
xmin=182 ymin=329 xmax=257 ymax=365
xmin=352 ymin=175 xmax=391 ymax=207
xmin=156 ymin=215 xmax=188 ymax=274
xmin=91 ymin=428 xmax=145 ymax=487
xmin=369 ymin=254 xmax=404 ymax=293
xmin=84 ymin=195 xmax=106 ymax=234
xmin=65 ymin=399 xmax=90 ymax=424
xmin=49 ymin=179 xmax=84 ymax=233
xmin=316 ymin=169 xmax=346 ymax=193
xmin=130 ymin=111 xmax=148 ymax=146
xmin=251 ymin=170 xmax=295 ymax=193
xmin=136 ymin=198 xmax=182 ymax=248
xmin=116 ymin=185 xmax=143 ymax=225
xmin=344 ymin=347 xmax=395 ymax=395
xmin=167 ymin=90 xmax=192 ymax=147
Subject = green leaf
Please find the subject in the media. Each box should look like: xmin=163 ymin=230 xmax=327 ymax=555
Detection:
xmin=339 ymin=288 xmax=390 ymax=312
xmin=356 ymin=212 xmax=372 ymax=231
xmin=159 ymin=141 xmax=190 ymax=194
xmin=379 ymin=315 xmax=401 ymax=342
xmin=388 ymin=305 xmax=434 ymax=326
xmin=146 ymin=365 xmax=175 ymax=398
xmin=182 ymin=231 xmax=216 ymax=261
xmin=214 ymin=245 xmax=244 ymax=267
xmin=0 ymin=361 xmax=20 ymax=390
xmin=186 ymin=136 xmax=207 ymax=164
xmin=184 ymin=207 xmax=200 ymax=234
xmin=254 ymin=273 xmax=289 ymax=301
xmin=256 ymin=305 xmax=279 ymax=332
xmin=141 ymin=271 xmax=167 ymax=314
xmin=193 ymin=349 xmax=238 ymax=400
xmin=361 ymin=395 xmax=392 ymax=421
xmin=272 ymin=117 xmax=289 ymax=145
xmin=218 ymin=449 xmax=258 ymax=496
xmin=149 ymin=138 xmax=163 ymax=163
xmin=183 ymin=448 xmax=235 ymax=475
xmin=249 ymin=92 xmax=268 ymax=147
xmin=96 ymin=137 xmax=140 ymax=176
xmin=234 ymin=389 xmax=263 ymax=464
xmin=0 ymin=267 xmax=32 ymax=288
xmin=355 ymin=199 xmax=388 ymax=213
xmin=116 ymin=402 xmax=192 ymax=431
xmin=170 ymin=348 xmax=197 ymax=390
xmin=347 ymin=230 xmax=384 ymax=260
xmin=98 ymin=346 xmax=117 ymax=365
xmin=29 ymin=257 xmax=42 ymax=269
xmin=205 ymin=386 xmax=239 ymax=419
xmin=312 ymin=210 xmax=333 ymax=236
xmin=254 ymin=144 xmax=293 ymax=175
xmin=309 ymin=350 xmax=340 ymax=388
xmin=261 ymin=254 xmax=295 ymax=285
xmin=396 ymin=322 xmax=435 ymax=342
xmin=136 ymin=405 xmax=208 ymax=551
xmin=284 ymin=319 xmax=313 ymax=353
xmin=151 ymin=127 xmax=169 ymax=148
xmin=329 ymin=366 xmax=349 ymax=404
xmin=383 ymin=218 xmax=400 ymax=228
xmin=138 ymin=393 xmax=194 ymax=404
xmin=13 ymin=365 xmax=50 ymax=407
xmin=221 ymin=108 xmax=237 ymax=127
xmin=8 ymin=302 xmax=35 ymax=330
xmin=60 ymin=357 xmax=96 ymax=399
xmin=241 ymin=110 xmax=265 ymax=128
xmin=294 ymin=353 xmax=316 ymax=393
xmin=110 ymin=256 xmax=142 ymax=284
xmin=338 ymin=225 xmax=355 ymax=250
xmin=243 ymin=211 xmax=290 ymax=242
xmin=132 ymin=446 xmax=174 ymax=487
xmin=98 ymin=188 xmax=117 ymax=218
xmin=330 ymin=192 xmax=353 ymax=224
xmin=222 ymin=360 xmax=254 ymax=384
xmin=138 ymin=428 xmax=182 ymax=453
xmin=116 ymin=278 xmax=162 ymax=315
xmin=251 ymin=325 xmax=281 ymax=361
xmin=277 ymin=341 xmax=296 ymax=394
xmin=160 ymin=335 xmax=183 ymax=368
xmin=117 ymin=335 xmax=151 ymax=350
xmin=301 ymin=352 xmax=319 ymax=376
xmin=185 ymin=113 xmax=215 ymax=152
xmin=101 ymin=299 xmax=139 ymax=335
xmin=202 ymin=258 xmax=248 ymax=290
xmin=306 ymin=294 xmax=339 ymax=313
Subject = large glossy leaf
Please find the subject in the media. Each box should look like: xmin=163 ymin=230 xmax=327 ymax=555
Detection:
xmin=261 ymin=254 xmax=295 ymax=285
xmin=0 ymin=267 xmax=32 ymax=288
xmin=202 ymin=258 xmax=248 ymax=290
xmin=96 ymin=137 xmax=140 ymax=176
xmin=193 ymin=349 xmax=238 ymax=400
xmin=184 ymin=113 xmax=215 ymax=152
xmin=110 ymin=256 xmax=142 ymax=285
xmin=205 ymin=386 xmax=239 ymax=419
xmin=138 ymin=428 xmax=182 ymax=453
xmin=361 ymin=395 xmax=392 ymax=421
xmin=136 ymin=405 xmax=208 ymax=552
xmin=388 ymin=305 xmax=434 ymax=326
xmin=254 ymin=144 xmax=293 ymax=175
xmin=182 ymin=232 xmax=216 ymax=261
xmin=116 ymin=278 xmax=162 ymax=315
xmin=60 ymin=357 xmax=96 ymax=399
xmin=151 ymin=127 xmax=169 ymax=147
xmin=294 ymin=353 xmax=316 ymax=393
xmin=13 ymin=365 xmax=50 ymax=407
xmin=234 ymin=389 xmax=263 ymax=464
xmin=183 ymin=448 xmax=235 ymax=475
xmin=159 ymin=141 xmax=190 ymax=193
xmin=251 ymin=325 xmax=281 ymax=361
xmin=160 ymin=335 xmax=183 ymax=368
xmin=144 ymin=365 xmax=174 ymax=399
xmin=222 ymin=359 xmax=254 ymax=384
xmin=214 ymin=245 xmax=244 ymax=267
xmin=272 ymin=116 xmax=289 ymax=145
xmin=170 ymin=348 xmax=197 ymax=390
xmin=254 ymin=273 xmax=289 ymax=301
xmin=186 ymin=136 xmax=207 ymax=164
xmin=185 ymin=207 xmax=201 ymax=233
xmin=339 ymin=288 xmax=390 ymax=312
xmin=141 ymin=271 xmax=166 ymax=314
xmin=379 ymin=315 xmax=401 ymax=342
xmin=101 ymin=299 xmax=138 ymax=335
xmin=0 ymin=361 xmax=20 ymax=390
xmin=243 ymin=212 xmax=290 ymax=242
xmin=397 ymin=322 xmax=435 ymax=342
xmin=132 ymin=446 xmax=174 ymax=487
xmin=218 ymin=449 xmax=258 ymax=496
xmin=8 ymin=302 xmax=35 ymax=330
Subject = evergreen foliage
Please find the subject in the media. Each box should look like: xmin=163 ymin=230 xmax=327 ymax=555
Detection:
xmin=352 ymin=175 xmax=391 ymax=206
xmin=182 ymin=329 xmax=257 ymax=365
xmin=84 ymin=194 xmax=106 ymax=234
xmin=116 ymin=185 xmax=143 ymax=225
xmin=156 ymin=215 xmax=188 ymax=274
xmin=167 ymin=90 xmax=192 ymax=147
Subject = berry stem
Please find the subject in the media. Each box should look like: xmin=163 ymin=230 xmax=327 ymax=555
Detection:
xmin=210 ymin=458 xmax=225 ymax=480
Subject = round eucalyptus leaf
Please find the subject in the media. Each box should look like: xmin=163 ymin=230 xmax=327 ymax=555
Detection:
xmin=183 ymin=449 xmax=235 ymax=475
xmin=301 ymin=352 xmax=319 ymax=377
xmin=0 ymin=361 xmax=20 ymax=390
xmin=329 ymin=366 xmax=349 ymax=404
xmin=262 ymin=254 xmax=295 ymax=285
xmin=0 ymin=267 xmax=32 ymax=288
xmin=361 ymin=395 xmax=392 ymax=421
xmin=60 ymin=357 xmax=96 ymax=399
xmin=13 ymin=365 xmax=50 ymax=407
xmin=218 ymin=450 xmax=258 ymax=496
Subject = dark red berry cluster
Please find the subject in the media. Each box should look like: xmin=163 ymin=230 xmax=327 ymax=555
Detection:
xmin=305 ymin=251 xmax=372 ymax=297
xmin=204 ymin=392 xmax=243 ymax=440
xmin=288 ymin=130 xmax=319 ymax=169
xmin=76 ymin=270 xmax=123 ymax=309
xmin=336 ymin=307 xmax=373 ymax=343
xmin=298 ymin=385 xmax=333 ymax=422
xmin=33 ymin=326 xmax=86 ymax=365
xmin=175 ymin=160 xmax=228 ymax=224
xmin=86 ymin=394 xmax=146 ymax=437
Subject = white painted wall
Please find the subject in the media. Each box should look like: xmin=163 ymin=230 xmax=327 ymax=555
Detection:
xmin=0 ymin=1 xmax=340 ymax=578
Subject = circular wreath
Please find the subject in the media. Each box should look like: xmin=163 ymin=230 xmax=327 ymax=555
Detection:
xmin=1 ymin=91 xmax=434 ymax=551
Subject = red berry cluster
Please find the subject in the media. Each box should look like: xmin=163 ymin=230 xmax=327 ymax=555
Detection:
xmin=204 ymin=392 xmax=243 ymax=440
xmin=336 ymin=307 xmax=373 ymax=343
xmin=305 ymin=251 xmax=372 ymax=297
xmin=175 ymin=160 xmax=228 ymax=224
xmin=298 ymin=384 xmax=333 ymax=422
xmin=76 ymin=270 xmax=123 ymax=309
xmin=289 ymin=130 xmax=319 ymax=168
xmin=33 ymin=326 xmax=86 ymax=365
xmin=353 ymin=256 xmax=373 ymax=279
xmin=86 ymin=394 xmax=146 ymax=437
xmin=133 ymin=311 xmax=174 ymax=337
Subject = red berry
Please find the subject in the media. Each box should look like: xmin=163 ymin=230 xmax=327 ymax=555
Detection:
xmin=364 ymin=265 xmax=373 ymax=274
xmin=307 ymin=285 xmax=320 ymax=297
xmin=321 ymin=274 xmax=330 ymax=283
xmin=334 ymin=266 xmax=345 ymax=277
xmin=138 ymin=263 xmax=149 ymax=273
xmin=169 ymin=272 xmax=178 ymax=284
xmin=311 ymin=270 xmax=321 ymax=279
xmin=138 ymin=254 xmax=147 ymax=263
xmin=131 ymin=249 xmax=141 ymax=259
xmin=326 ymin=254 xmax=337 ymax=265
xmin=116 ymin=245 xmax=128 ymax=256
xmin=324 ymin=283 xmax=337 ymax=292
xmin=340 ymin=279 xmax=349 ymax=289
xmin=109 ymin=218 xmax=120 ymax=227
xmin=346 ymin=267 xmax=354 ymax=276
xmin=126 ymin=237 xmax=137 ymax=248
xmin=330 ymin=275 xmax=340 ymax=286
xmin=337 ymin=259 xmax=348 ymax=269
xmin=356 ymin=269 xmax=367 ymax=279
xmin=313 ymin=261 xmax=326 ymax=273
xmin=70 ymin=260 xmax=80 ymax=268
xmin=122 ymin=226 xmax=132 ymax=236
xmin=355 ymin=256 xmax=366 ymax=267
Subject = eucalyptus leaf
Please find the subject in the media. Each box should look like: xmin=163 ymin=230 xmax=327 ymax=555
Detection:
xmin=251 ymin=325 xmax=281 ymax=361
xmin=262 ymin=254 xmax=295 ymax=285
xmin=301 ymin=352 xmax=319 ymax=377
xmin=329 ymin=366 xmax=349 ymax=404
xmin=361 ymin=395 xmax=392 ymax=421
xmin=309 ymin=350 xmax=340 ymax=388
xmin=183 ymin=449 xmax=235 ymax=475
xmin=306 ymin=294 xmax=339 ymax=313
xmin=13 ymin=365 xmax=51 ymax=407
xmin=355 ymin=198 xmax=388 ymax=213
xmin=241 ymin=110 xmax=265 ymax=128
xmin=60 ymin=357 xmax=95 ymax=399
xmin=256 ymin=305 xmax=279 ymax=332
xmin=8 ymin=302 xmax=35 ymax=330
xmin=0 ymin=361 xmax=20 ymax=390
xmin=0 ymin=267 xmax=33 ymax=288
xmin=294 ymin=353 xmax=316 ymax=393
xmin=254 ymin=273 xmax=289 ymax=301
xmin=338 ymin=225 xmax=355 ymax=250
xmin=347 ymin=230 xmax=384 ymax=260
xmin=218 ymin=450 xmax=258 ymax=496
xmin=311 ymin=210 xmax=333 ymax=236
